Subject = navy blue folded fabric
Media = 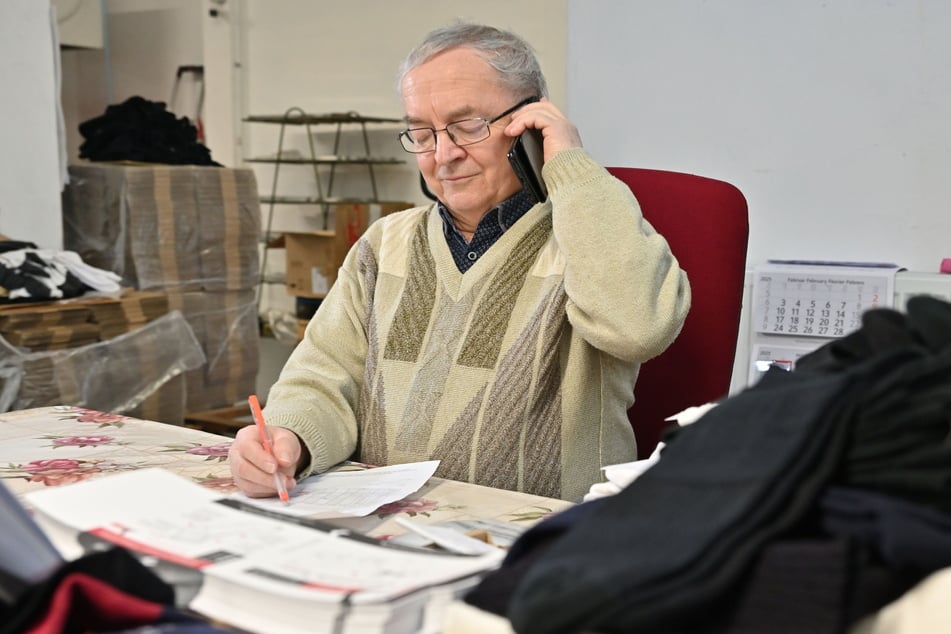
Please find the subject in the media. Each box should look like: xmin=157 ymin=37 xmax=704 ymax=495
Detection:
xmin=820 ymin=486 xmax=951 ymax=572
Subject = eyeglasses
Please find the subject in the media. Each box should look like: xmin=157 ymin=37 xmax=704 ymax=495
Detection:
xmin=398 ymin=96 xmax=539 ymax=154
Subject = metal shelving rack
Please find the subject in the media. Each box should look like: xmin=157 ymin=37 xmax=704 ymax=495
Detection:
xmin=243 ymin=108 xmax=405 ymax=303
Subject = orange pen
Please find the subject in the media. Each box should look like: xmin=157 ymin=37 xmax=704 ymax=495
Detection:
xmin=248 ymin=394 xmax=290 ymax=503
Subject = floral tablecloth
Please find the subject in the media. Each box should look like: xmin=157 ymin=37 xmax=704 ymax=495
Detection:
xmin=0 ymin=406 xmax=572 ymax=539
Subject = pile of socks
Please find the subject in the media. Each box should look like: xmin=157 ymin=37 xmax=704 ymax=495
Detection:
xmin=78 ymin=96 xmax=219 ymax=166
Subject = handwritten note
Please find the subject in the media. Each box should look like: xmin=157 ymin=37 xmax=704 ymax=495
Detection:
xmin=232 ymin=460 xmax=440 ymax=518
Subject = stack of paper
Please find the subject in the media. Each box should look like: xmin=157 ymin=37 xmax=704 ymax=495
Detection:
xmin=26 ymin=468 xmax=505 ymax=634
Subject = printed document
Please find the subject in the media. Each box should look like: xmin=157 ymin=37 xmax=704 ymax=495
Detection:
xmin=231 ymin=460 xmax=440 ymax=518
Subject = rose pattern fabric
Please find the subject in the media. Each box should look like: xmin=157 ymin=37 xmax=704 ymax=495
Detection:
xmin=0 ymin=458 xmax=136 ymax=486
xmin=2 ymin=406 xmax=236 ymax=492
xmin=42 ymin=434 xmax=119 ymax=448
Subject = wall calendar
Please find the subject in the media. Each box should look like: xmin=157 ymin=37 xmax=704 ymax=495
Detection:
xmin=747 ymin=261 xmax=900 ymax=385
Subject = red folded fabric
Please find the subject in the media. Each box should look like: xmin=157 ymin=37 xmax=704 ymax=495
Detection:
xmin=26 ymin=572 xmax=164 ymax=634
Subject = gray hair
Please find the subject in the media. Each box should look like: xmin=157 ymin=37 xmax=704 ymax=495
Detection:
xmin=397 ymin=22 xmax=549 ymax=99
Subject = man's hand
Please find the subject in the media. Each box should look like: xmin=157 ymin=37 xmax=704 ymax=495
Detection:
xmin=505 ymin=97 xmax=583 ymax=161
xmin=228 ymin=424 xmax=302 ymax=498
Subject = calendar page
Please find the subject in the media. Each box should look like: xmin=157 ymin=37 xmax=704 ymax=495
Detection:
xmin=747 ymin=261 xmax=900 ymax=385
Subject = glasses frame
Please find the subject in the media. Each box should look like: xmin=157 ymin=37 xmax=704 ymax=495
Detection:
xmin=398 ymin=96 xmax=539 ymax=154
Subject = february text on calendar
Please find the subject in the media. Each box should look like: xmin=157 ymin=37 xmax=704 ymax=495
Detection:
xmin=752 ymin=272 xmax=888 ymax=338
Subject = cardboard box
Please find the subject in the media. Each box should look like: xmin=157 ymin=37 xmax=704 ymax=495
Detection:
xmin=284 ymin=201 xmax=412 ymax=298
xmin=0 ymin=288 xmax=256 ymax=422
xmin=3 ymin=324 xmax=100 ymax=350
xmin=86 ymin=290 xmax=170 ymax=339
xmin=0 ymin=290 xmax=176 ymax=350
xmin=62 ymin=163 xmax=261 ymax=292
xmin=0 ymin=302 xmax=91 ymax=330
xmin=284 ymin=230 xmax=336 ymax=298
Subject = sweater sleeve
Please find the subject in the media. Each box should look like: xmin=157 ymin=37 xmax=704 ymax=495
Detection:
xmin=543 ymin=148 xmax=691 ymax=363
xmin=261 ymin=241 xmax=373 ymax=476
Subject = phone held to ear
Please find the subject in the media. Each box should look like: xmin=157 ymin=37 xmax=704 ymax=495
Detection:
xmin=507 ymin=128 xmax=548 ymax=203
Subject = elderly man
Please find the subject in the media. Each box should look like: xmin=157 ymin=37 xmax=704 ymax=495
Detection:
xmin=229 ymin=22 xmax=690 ymax=501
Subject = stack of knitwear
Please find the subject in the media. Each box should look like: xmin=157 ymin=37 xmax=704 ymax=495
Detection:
xmin=0 ymin=241 xmax=121 ymax=304
xmin=62 ymin=163 xmax=262 ymax=415
xmin=78 ymin=96 xmax=219 ymax=166
xmin=461 ymin=295 xmax=951 ymax=634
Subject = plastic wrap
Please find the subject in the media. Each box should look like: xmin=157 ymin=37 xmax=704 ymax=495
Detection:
xmin=0 ymin=311 xmax=205 ymax=423
xmin=166 ymin=289 xmax=260 ymax=413
xmin=61 ymin=163 xmax=261 ymax=292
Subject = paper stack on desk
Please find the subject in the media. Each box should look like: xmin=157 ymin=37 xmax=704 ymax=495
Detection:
xmin=26 ymin=468 xmax=505 ymax=634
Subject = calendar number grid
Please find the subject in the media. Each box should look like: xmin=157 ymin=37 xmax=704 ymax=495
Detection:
xmin=753 ymin=273 xmax=886 ymax=339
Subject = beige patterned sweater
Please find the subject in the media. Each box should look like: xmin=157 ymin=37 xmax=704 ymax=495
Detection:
xmin=265 ymin=149 xmax=690 ymax=501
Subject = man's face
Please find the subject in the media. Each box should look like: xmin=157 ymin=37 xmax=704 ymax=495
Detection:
xmin=400 ymin=47 xmax=523 ymax=220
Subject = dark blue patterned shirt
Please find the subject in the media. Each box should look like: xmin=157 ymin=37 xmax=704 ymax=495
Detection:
xmin=438 ymin=189 xmax=537 ymax=273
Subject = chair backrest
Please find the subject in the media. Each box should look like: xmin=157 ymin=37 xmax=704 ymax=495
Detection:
xmin=606 ymin=167 xmax=749 ymax=457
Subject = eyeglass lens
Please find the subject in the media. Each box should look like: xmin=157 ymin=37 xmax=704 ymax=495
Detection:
xmin=399 ymin=96 xmax=539 ymax=153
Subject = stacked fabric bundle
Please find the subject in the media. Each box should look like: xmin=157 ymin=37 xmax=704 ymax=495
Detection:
xmin=78 ymin=96 xmax=219 ymax=167
xmin=461 ymin=295 xmax=951 ymax=634
xmin=0 ymin=240 xmax=120 ymax=304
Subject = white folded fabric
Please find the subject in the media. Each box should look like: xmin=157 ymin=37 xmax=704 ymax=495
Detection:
xmin=44 ymin=249 xmax=122 ymax=292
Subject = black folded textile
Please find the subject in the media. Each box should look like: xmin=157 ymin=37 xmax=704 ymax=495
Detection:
xmin=78 ymin=96 xmax=220 ymax=166
xmin=498 ymin=297 xmax=951 ymax=634
xmin=507 ymin=363 xmax=861 ymax=633
xmin=463 ymin=500 xmax=605 ymax=617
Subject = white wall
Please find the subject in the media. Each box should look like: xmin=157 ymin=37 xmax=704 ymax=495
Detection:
xmin=568 ymin=0 xmax=951 ymax=273
xmin=0 ymin=1 xmax=64 ymax=248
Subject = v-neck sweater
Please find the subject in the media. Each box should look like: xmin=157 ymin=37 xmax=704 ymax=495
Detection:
xmin=265 ymin=148 xmax=691 ymax=501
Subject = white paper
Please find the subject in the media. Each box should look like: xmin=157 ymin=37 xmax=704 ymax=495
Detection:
xmin=27 ymin=469 xmax=317 ymax=567
xmin=394 ymin=517 xmax=500 ymax=556
xmin=389 ymin=518 xmax=526 ymax=551
xmin=231 ymin=460 xmax=440 ymax=518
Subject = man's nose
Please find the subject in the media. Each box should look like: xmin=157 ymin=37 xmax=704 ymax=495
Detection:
xmin=433 ymin=130 xmax=465 ymax=163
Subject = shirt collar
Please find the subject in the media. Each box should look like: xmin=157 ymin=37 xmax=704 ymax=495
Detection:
xmin=437 ymin=189 xmax=537 ymax=239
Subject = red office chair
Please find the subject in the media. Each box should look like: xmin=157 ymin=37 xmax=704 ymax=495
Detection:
xmin=607 ymin=167 xmax=749 ymax=457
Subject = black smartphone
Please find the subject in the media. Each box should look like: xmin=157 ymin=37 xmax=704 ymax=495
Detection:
xmin=507 ymin=128 xmax=547 ymax=203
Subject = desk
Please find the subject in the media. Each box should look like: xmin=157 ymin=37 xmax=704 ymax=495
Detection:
xmin=0 ymin=405 xmax=572 ymax=540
